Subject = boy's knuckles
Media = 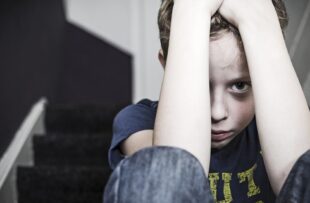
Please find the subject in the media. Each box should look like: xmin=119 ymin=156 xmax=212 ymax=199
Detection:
xmin=174 ymin=0 xmax=224 ymax=16
xmin=218 ymin=0 xmax=276 ymax=27
xmin=209 ymin=0 xmax=225 ymax=16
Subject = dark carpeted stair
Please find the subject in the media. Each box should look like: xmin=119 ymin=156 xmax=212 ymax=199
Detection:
xmin=17 ymin=103 xmax=128 ymax=203
xmin=44 ymin=103 xmax=128 ymax=134
xmin=17 ymin=166 xmax=111 ymax=203
xmin=33 ymin=133 xmax=112 ymax=166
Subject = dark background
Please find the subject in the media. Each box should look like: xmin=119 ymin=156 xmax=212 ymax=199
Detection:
xmin=0 ymin=0 xmax=132 ymax=157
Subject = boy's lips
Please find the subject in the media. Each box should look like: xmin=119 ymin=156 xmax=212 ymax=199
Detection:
xmin=211 ymin=130 xmax=233 ymax=142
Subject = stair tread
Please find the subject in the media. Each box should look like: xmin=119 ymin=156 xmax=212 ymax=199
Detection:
xmin=33 ymin=134 xmax=112 ymax=166
xmin=17 ymin=166 xmax=112 ymax=203
xmin=17 ymin=165 xmax=111 ymax=191
xmin=34 ymin=132 xmax=113 ymax=137
xmin=45 ymin=103 xmax=129 ymax=133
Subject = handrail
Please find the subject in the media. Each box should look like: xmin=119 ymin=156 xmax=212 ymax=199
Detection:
xmin=0 ymin=98 xmax=47 ymax=188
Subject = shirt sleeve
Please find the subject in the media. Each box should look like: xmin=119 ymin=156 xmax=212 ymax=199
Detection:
xmin=108 ymin=99 xmax=157 ymax=170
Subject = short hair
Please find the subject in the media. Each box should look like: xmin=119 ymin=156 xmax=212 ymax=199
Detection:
xmin=158 ymin=0 xmax=288 ymax=61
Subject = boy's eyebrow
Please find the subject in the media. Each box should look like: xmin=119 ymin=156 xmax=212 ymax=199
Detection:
xmin=227 ymin=75 xmax=251 ymax=83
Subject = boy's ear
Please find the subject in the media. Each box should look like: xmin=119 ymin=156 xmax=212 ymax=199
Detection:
xmin=158 ymin=49 xmax=166 ymax=69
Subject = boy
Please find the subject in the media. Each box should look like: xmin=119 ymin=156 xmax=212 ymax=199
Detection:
xmin=105 ymin=0 xmax=310 ymax=202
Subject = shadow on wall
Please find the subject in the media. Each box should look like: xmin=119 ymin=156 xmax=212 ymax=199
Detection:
xmin=0 ymin=0 xmax=132 ymax=157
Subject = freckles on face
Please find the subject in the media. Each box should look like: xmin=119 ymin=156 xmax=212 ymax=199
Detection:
xmin=209 ymin=31 xmax=255 ymax=149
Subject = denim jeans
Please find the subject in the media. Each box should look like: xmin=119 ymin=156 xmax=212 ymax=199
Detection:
xmin=103 ymin=146 xmax=310 ymax=203
xmin=276 ymin=149 xmax=310 ymax=203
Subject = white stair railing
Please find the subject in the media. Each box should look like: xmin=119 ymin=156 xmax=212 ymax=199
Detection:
xmin=0 ymin=98 xmax=47 ymax=203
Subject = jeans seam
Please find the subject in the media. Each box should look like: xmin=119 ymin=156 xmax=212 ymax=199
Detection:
xmin=114 ymin=165 xmax=121 ymax=203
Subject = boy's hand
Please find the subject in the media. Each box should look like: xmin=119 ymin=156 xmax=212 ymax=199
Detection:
xmin=218 ymin=0 xmax=279 ymax=28
xmin=175 ymin=0 xmax=224 ymax=16
xmin=206 ymin=0 xmax=224 ymax=16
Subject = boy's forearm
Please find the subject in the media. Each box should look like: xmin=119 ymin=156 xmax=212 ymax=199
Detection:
xmin=153 ymin=1 xmax=212 ymax=175
xmin=239 ymin=19 xmax=310 ymax=194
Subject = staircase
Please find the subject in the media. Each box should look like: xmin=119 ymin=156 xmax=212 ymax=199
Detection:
xmin=16 ymin=103 xmax=128 ymax=203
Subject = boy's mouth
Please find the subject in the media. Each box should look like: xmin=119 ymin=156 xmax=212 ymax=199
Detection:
xmin=211 ymin=130 xmax=233 ymax=142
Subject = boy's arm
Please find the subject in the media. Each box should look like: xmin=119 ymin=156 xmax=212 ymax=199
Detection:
xmin=153 ymin=0 xmax=222 ymax=176
xmin=120 ymin=130 xmax=153 ymax=156
xmin=220 ymin=0 xmax=310 ymax=194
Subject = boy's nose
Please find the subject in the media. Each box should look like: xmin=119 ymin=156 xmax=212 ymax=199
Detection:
xmin=211 ymin=98 xmax=228 ymax=123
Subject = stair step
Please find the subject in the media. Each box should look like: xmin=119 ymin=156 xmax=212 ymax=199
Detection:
xmin=35 ymin=131 xmax=113 ymax=137
xmin=17 ymin=165 xmax=112 ymax=203
xmin=33 ymin=134 xmax=112 ymax=166
xmin=45 ymin=103 xmax=129 ymax=133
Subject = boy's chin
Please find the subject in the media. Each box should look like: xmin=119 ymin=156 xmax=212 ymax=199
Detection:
xmin=211 ymin=136 xmax=236 ymax=149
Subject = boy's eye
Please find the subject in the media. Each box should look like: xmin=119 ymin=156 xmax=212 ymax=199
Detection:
xmin=231 ymin=82 xmax=251 ymax=93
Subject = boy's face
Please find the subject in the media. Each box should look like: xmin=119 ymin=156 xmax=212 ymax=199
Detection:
xmin=209 ymin=31 xmax=255 ymax=149
xmin=158 ymin=31 xmax=255 ymax=149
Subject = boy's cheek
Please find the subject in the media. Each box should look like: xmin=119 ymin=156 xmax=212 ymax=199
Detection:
xmin=233 ymin=99 xmax=255 ymax=127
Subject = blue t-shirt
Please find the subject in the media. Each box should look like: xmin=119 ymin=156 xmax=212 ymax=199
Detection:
xmin=108 ymin=98 xmax=275 ymax=202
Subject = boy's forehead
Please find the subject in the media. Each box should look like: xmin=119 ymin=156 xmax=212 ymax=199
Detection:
xmin=209 ymin=32 xmax=242 ymax=56
xmin=209 ymin=32 xmax=247 ymax=72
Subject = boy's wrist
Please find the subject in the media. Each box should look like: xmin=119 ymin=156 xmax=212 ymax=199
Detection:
xmin=238 ymin=16 xmax=282 ymax=41
xmin=236 ymin=1 xmax=280 ymax=32
xmin=218 ymin=0 xmax=279 ymax=32
xmin=173 ymin=0 xmax=213 ymax=18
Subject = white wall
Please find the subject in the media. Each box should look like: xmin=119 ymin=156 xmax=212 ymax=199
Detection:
xmin=64 ymin=0 xmax=163 ymax=103
xmin=304 ymin=75 xmax=310 ymax=104
xmin=64 ymin=0 xmax=310 ymax=104
xmin=285 ymin=0 xmax=310 ymax=104
xmin=65 ymin=0 xmax=132 ymax=53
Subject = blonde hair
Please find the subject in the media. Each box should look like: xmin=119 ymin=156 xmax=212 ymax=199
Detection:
xmin=158 ymin=0 xmax=288 ymax=60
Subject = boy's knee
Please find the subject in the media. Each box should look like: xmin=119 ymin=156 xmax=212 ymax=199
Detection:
xmin=104 ymin=146 xmax=214 ymax=203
